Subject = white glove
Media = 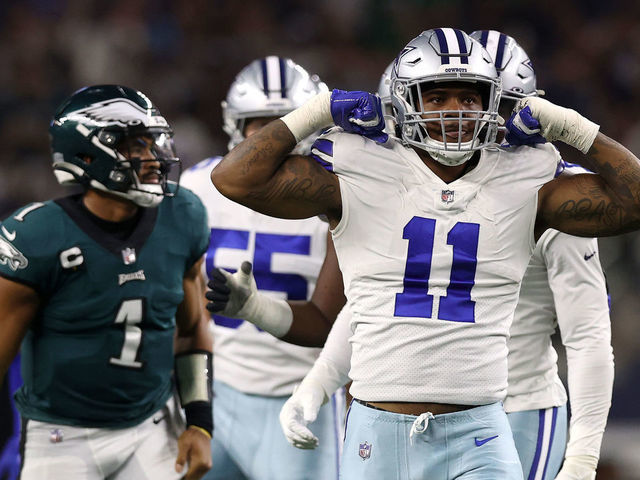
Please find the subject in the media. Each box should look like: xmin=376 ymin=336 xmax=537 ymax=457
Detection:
xmin=554 ymin=455 xmax=598 ymax=480
xmin=279 ymin=380 xmax=326 ymax=449
xmin=517 ymin=96 xmax=600 ymax=153
xmin=279 ymin=356 xmax=348 ymax=449
xmin=205 ymin=261 xmax=293 ymax=337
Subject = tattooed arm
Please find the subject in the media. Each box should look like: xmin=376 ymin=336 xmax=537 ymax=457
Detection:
xmin=212 ymin=89 xmax=387 ymax=226
xmin=211 ymin=119 xmax=341 ymax=224
xmin=536 ymin=132 xmax=640 ymax=237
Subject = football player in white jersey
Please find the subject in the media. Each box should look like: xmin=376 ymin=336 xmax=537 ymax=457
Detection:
xmin=180 ymin=56 xmax=344 ymax=480
xmin=222 ymin=32 xmax=613 ymax=480
xmin=208 ymin=28 xmax=640 ymax=479
xmin=470 ymin=30 xmax=614 ymax=480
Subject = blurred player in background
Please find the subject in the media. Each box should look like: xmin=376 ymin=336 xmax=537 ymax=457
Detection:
xmin=470 ymin=29 xmax=614 ymax=480
xmin=181 ymin=56 xmax=344 ymax=480
xmin=209 ymin=26 xmax=640 ymax=479
xmin=0 ymin=85 xmax=213 ymax=480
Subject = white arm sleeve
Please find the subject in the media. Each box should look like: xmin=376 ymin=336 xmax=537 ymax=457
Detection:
xmin=315 ymin=306 xmax=352 ymax=396
xmin=543 ymin=231 xmax=614 ymax=460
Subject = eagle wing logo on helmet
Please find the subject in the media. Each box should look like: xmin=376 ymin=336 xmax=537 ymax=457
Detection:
xmin=0 ymin=237 xmax=28 ymax=271
xmin=66 ymin=99 xmax=168 ymax=128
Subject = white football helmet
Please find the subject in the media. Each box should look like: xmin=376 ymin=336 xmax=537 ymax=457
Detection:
xmin=469 ymin=30 xmax=537 ymax=102
xmin=377 ymin=61 xmax=396 ymax=134
xmin=222 ymin=56 xmax=328 ymax=152
xmin=391 ymin=28 xmax=501 ymax=166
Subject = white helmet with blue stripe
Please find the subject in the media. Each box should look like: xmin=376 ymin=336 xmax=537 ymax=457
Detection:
xmin=391 ymin=28 xmax=501 ymax=166
xmin=222 ymin=56 xmax=328 ymax=152
xmin=469 ymin=30 xmax=537 ymax=103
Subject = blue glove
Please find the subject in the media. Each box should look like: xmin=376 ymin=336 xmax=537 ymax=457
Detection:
xmin=505 ymin=105 xmax=547 ymax=146
xmin=330 ymin=89 xmax=388 ymax=143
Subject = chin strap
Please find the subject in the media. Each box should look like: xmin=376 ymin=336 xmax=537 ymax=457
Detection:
xmin=175 ymin=350 xmax=213 ymax=438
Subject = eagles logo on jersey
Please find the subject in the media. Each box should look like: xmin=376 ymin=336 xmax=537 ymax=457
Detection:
xmin=0 ymin=236 xmax=27 ymax=271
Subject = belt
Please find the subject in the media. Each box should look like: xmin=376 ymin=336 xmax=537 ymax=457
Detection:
xmin=355 ymin=399 xmax=475 ymax=416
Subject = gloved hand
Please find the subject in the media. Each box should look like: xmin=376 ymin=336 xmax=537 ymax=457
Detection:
xmin=554 ymin=455 xmax=598 ymax=480
xmin=330 ymin=89 xmax=388 ymax=143
xmin=279 ymin=377 xmax=327 ymax=449
xmin=279 ymin=354 xmax=349 ymax=449
xmin=506 ymin=96 xmax=599 ymax=153
xmin=205 ymin=261 xmax=293 ymax=337
xmin=205 ymin=261 xmax=254 ymax=318
xmin=505 ymin=105 xmax=547 ymax=146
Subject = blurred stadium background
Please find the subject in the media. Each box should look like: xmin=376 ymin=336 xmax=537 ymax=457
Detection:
xmin=0 ymin=0 xmax=639 ymax=478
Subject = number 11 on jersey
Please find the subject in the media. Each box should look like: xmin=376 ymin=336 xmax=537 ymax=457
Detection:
xmin=394 ymin=216 xmax=480 ymax=322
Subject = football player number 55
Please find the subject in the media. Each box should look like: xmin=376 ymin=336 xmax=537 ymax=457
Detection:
xmin=394 ymin=217 xmax=480 ymax=323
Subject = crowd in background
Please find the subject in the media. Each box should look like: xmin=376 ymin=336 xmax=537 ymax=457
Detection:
xmin=0 ymin=0 xmax=639 ymax=476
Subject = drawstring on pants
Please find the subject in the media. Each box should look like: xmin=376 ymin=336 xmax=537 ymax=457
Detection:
xmin=409 ymin=412 xmax=435 ymax=445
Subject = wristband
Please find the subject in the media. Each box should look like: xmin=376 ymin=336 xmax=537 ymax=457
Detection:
xmin=184 ymin=401 xmax=213 ymax=437
xmin=175 ymin=350 xmax=213 ymax=436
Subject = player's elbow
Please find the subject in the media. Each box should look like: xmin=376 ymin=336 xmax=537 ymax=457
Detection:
xmin=210 ymin=161 xmax=248 ymax=202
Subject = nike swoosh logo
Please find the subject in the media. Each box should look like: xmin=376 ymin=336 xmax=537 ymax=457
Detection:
xmin=1 ymin=226 xmax=16 ymax=242
xmin=152 ymin=414 xmax=167 ymax=424
xmin=474 ymin=435 xmax=499 ymax=447
xmin=584 ymin=252 xmax=596 ymax=261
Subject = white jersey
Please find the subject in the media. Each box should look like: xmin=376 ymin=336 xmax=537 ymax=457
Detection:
xmin=311 ymin=131 xmax=559 ymax=404
xmin=181 ymin=157 xmax=327 ymax=396
xmin=505 ymin=228 xmax=611 ymax=411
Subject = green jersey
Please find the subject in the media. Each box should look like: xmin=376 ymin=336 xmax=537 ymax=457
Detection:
xmin=0 ymin=188 xmax=208 ymax=428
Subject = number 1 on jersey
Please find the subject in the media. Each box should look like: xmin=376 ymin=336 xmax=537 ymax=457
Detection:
xmin=110 ymin=298 xmax=145 ymax=368
xmin=394 ymin=217 xmax=479 ymax=322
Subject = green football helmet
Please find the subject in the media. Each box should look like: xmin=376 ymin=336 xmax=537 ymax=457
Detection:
xmin=50 ymin=85 xmax=180 ymax=208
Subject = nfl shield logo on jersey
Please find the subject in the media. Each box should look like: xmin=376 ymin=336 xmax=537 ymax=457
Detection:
xmin=49 ymin=428 xmax=64 ymax=443
xmin=121 ymin=247 xmax=136 ymax=265
xmin=441 ymin=189 xmax=455 ymax=204
xmin=359 ymin=441 xmax=372 ymax=460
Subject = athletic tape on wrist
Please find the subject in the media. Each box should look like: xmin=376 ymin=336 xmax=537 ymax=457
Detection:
xmin=240 ymin=293 xmax=293 ymax=338
xmin=281 ymin=91 xmax=333 ymax=142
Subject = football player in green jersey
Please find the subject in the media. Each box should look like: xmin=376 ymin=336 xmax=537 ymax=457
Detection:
xmin=0 ymin=85 xmax=213 ymax=480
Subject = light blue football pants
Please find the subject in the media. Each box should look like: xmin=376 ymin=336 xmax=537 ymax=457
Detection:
xmin=203 ymin=380 xmax=344 ymax=480
xmin=507 ymin=405 xmax=568 ymax=480
xmin=340 ymin=400 xmax=523 ymax=480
